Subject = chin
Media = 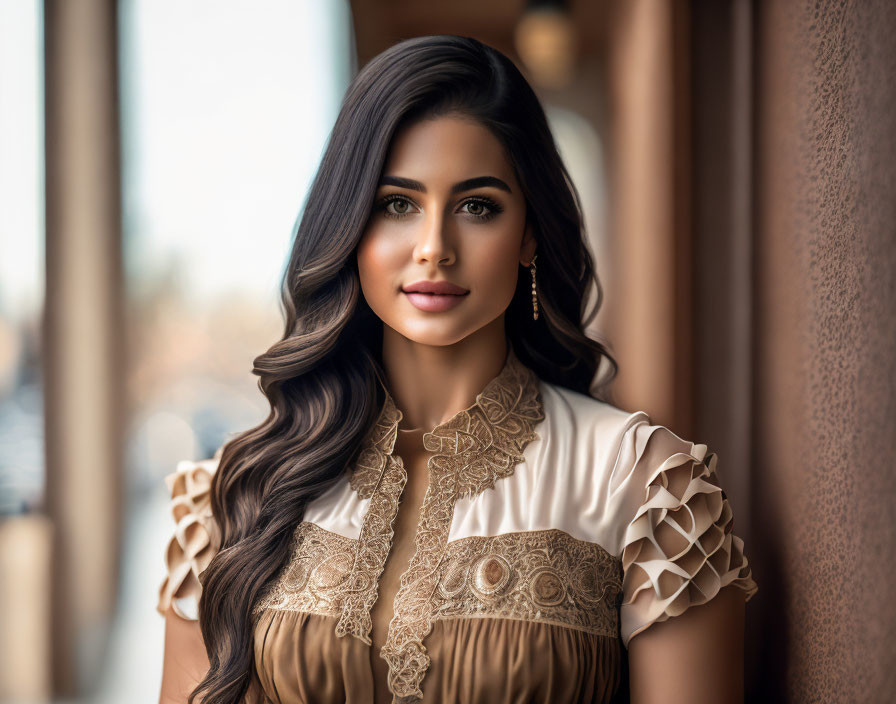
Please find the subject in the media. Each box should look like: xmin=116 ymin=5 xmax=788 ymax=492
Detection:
xmin=403 ymin=331 xmax=470 ymax=348
xmin=390 ymin=322 xmax=476 ymax=348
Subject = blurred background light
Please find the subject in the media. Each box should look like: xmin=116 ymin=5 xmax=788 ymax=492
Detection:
xmin=514 ymin=0 xmax=576 ymax=90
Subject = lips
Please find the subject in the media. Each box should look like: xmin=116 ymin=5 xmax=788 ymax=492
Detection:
xmin=402 ymin=280 xmax=469 ymax=295
xmin=401 ymin=280 xmax=469 ymax=312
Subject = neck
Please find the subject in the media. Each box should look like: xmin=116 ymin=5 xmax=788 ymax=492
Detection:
xmin=380 ymin=317 xmax=509 ymax=433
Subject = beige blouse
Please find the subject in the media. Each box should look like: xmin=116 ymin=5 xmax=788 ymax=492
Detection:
xmin=157 ymin=347 xmax=758 ymax=703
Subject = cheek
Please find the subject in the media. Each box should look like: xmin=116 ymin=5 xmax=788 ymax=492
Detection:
xmin=468 ymin=229 xmax=524 ymax=301
xmin=357 ymin=230 xmax=402 ymax=294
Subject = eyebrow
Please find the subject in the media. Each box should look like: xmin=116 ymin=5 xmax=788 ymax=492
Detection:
xmin=378 ymin=175 xmax=513 ymax=195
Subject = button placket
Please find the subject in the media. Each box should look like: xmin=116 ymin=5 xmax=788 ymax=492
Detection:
xmin=342 ymin=347 xmax=545 ymax=703
xmin=379 ymin=449 xmax=460 ymax=702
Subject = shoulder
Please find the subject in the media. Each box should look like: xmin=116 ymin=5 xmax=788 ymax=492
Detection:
xmin=537 ymin=377 xmax=648 ymax=452
xmin=533 ymin=378 xmax=651 ymax=504
xmin=538 ymin=381 xmax=715 ymax=498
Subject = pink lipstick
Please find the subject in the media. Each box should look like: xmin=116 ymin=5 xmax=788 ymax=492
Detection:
xmin=402 ymin=280 xmax=470 ymax=312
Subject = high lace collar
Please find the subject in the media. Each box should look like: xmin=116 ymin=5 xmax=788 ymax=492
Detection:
xmin=349 ymin=344 xmax=545 ymax=501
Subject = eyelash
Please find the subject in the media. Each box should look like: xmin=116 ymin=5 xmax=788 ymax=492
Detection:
xmin=375 ymin=194 xmax=505 ymax=222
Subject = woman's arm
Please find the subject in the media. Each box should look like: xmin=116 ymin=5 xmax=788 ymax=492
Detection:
xmin=159 ymin=607 xmax=269 ymax=704
xmin=628 ymin=585 xmax=746 ymax=704
xmin=159 ymin=604 xmax=210 ymax=704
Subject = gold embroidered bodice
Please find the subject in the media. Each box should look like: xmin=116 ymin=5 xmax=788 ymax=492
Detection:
xmin=252 ymin=346 xmax=623 ymax=702
xmin=158 ymin=342 xmax=759 ymax=704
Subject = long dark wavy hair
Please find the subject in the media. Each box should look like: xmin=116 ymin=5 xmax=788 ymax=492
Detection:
xmin=189 ymin=34 xmax=618 ymax=703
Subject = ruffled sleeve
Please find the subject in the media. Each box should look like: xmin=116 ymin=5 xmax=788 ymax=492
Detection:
xmin=610 ymin=417 xmax=758 ymax=647
xmin=156 ymin=449 xmax=223 ymax=621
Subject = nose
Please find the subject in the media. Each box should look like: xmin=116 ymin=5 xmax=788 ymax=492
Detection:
xmin=413 ymin=209 xmax=455 ymax=266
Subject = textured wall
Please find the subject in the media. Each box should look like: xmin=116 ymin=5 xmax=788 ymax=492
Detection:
xmin=753 ymin=1 xmax=896 ymax=701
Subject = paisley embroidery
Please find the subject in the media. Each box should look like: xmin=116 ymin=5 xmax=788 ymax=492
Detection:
xmin=431 ymin=529 xmax=623 ymax=637
xmin=254 ymin=525 xmax=623 ymax=663
xmin=253 ymin=521 xmax=355 ymax=618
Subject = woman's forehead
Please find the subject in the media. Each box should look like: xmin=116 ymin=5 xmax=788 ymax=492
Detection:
xmin=383 ymin=116 xmax=516 ymax=185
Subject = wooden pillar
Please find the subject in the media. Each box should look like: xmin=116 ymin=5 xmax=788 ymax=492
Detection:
xmin=605 ymin=0 xmax=693 ymax=433
xmin=689 ymin=0 xmax=759 ymax=690
xmin=43 ymin=0 xmax=123 ymax=694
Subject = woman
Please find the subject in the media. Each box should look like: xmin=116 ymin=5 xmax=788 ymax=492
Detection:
xmin=157 ymin=35 xmax=757 ymax=704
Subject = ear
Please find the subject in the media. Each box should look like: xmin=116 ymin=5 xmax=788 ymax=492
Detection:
xmin=519 ymin=219 xmax=537 ymax=266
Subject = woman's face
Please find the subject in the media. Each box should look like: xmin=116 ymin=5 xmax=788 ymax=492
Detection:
xmin=356 ymin=114 xmax=535 ymax=347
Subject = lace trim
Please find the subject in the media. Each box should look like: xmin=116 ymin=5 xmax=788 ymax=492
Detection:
xmin=349 ymin=386 xmax=403 ymax=499
xmin=254 ymin=524 xmax=622 ymax=639
xmin=431 ymin=529 xmax=622 ymax=637
xmin=332 ymin=377 xmax=409 ymax=643
xmin=253 ymin=521 xmax=355 ymax=618
xmin=335 ymin=451 xmax=407 ymax=643
xmin=422 ymin=348 xmax=545 ymax=500
xmin=347 ymin=345 xmax=544 ymax=500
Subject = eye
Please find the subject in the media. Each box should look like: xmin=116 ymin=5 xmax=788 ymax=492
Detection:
xmin=376 ymin=194 xmax=418 ymax=220
xmin=460 ymin=196 xmax=504 ymax=222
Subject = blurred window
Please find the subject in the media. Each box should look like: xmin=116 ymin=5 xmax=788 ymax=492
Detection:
xmin=0 ymin=0 xmax=44 ymax=516
xmin=119 ymin=0 xmax=354 ymax=490
xmin=105 ymin=2 xmax=355 ymax=698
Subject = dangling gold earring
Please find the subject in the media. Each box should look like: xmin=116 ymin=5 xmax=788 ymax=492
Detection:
xmin=529 ymin=254 xmax=538 ymax=320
